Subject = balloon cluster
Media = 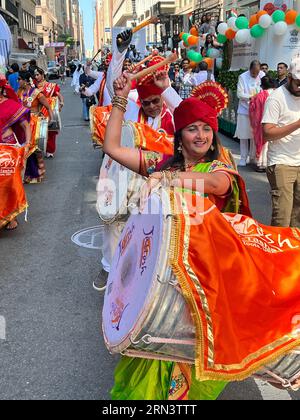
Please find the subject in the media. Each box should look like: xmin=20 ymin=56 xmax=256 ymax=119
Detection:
xmin=217 ymin=9 xmax=300 ymax=44
xmin=179 ymin=27 xmax=222 ymax=68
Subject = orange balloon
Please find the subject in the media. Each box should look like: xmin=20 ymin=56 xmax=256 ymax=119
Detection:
xmin=257 ymin=10 xmax=268 ymax=19
xmin=179 ymin=32 xmax=185 ymax=40
xmin=225 ymin=28 xmax=236 ymax=40
xmin=187 ymin=35 xmax=199 ymax=46
xmin=285 ymin=9 xmax=298 ymax=25
xmin=249 ymin=14 xmax=258 ymax=28
xmin=189 ymin=61 xmax=197 ymax=69
xmin=203 ymin=58 xmax=214 ymax=70
xmin=190 ymin=27 xmax=199 ymax=36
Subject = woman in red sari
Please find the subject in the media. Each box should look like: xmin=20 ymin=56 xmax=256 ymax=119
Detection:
xmin=17 ymin=72 xmax=53 ymax=183
xmin=0 ymin=76 xmax=31 ymax=230
xmin=34 ymin=67 xmax=64 ymax=158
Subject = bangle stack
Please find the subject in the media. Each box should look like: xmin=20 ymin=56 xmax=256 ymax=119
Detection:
xmin=112 ymin=95 xmax=128 ymax=113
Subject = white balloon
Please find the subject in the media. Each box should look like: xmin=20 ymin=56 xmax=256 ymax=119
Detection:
xmin=235 ymin=29 xmax=250 ymax=44
xmin=258 ymin=14 xmax=272 ymax=29
xmin=273 ymin=21 xmax=288 ymax=36
xmin=228 ymin=17 xmax=237 ymax=31
xmin=217 ymin=22 xmax=228 ymax=35
xmin=208 ymin=48 xmax=220 ymax=58
xmin=179 ymin=41 xmax=186 ymax=49
xmin=216 ymin=58 xmax=223 ymax=69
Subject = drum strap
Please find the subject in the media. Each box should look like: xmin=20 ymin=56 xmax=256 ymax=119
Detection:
xmin=131 ymin=334 xmax=195 ymax=347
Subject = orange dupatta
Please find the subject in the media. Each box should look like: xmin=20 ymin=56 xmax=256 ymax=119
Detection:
xmin=0 ymin=145 xmax=28 ymax=228
xmin=169 ymin=190 xmax=300 ymax=382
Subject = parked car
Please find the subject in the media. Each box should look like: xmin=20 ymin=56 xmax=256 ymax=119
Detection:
xmin=47 ymin=61 xmax=60 ymax=80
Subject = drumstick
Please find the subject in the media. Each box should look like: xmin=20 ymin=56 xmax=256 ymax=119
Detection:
xmin=132 ymin=54 xmax=154 ymax=70
xmin=132 ymin=17 xmax=160 ymax=34
xmin=91 ymin=49 xmax=102 ymax=62
xmin=131 ymin=53 xmax=178 ymax=81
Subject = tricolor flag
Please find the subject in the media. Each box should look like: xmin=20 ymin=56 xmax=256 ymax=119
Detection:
xmin=230 ymin=8 xmax=238 ymax=18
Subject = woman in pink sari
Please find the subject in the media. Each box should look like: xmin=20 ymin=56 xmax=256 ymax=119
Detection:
xmin=0 ymin=76 xmax=31 ymax=230
xmin=249 ymin=76 xmax=276 ymax=172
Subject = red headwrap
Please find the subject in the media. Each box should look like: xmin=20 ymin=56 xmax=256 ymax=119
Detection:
xmin=174 ymin=82 xmax=229 ymax=133
xmin=137 ymin=56 xmax=168 ymax=100
xmin=0 ymin=77 xmax=19 ymax=102
xmin=174 ymin=98 xmax=219 ymax=132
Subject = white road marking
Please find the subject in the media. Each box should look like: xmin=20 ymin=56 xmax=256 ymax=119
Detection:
xmin=254 ymin=379 xmax=292 ymax=400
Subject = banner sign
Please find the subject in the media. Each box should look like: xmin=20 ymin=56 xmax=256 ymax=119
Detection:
xmin=231 ymin=24 xmax=300 ymax=70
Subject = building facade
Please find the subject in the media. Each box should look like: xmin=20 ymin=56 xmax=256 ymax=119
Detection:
xmin=35 ymin=0 xmax=58 ymax=48
xmin=94 ymin=0 xmax=113 ymax=53
xmin=0 ymin=0 xmax=37 ymax=51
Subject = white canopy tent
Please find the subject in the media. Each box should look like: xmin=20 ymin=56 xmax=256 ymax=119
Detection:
xmin=0 ymin=14 xmax=12 ymax=68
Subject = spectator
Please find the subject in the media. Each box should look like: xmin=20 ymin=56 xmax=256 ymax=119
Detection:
xmin=262 ymin=55 xmax=300 ymax=228
xmin=71 ymin=64 xmax=83 ymax=94
xmin=59 ymin=61 xmax=66 ymax=85
xmin=260 ymin=63 xmax=269 ymax=74
xmin=28 ymin=59 xmax=37 ymax=78
xmin=79 ymin=67 xmax=96 ymax=121
xmin=200 ymin=13 xmax=216 ymax=35
xmin=21 ymin=62 xmax=28 ymax=73
xmin=276 ymin=62 xmax=288 ymax=88
xmin=191 ymin=61 xmax=215 ymax=86
xmin=169 ymin=63 xmax=180 ymax=93
xmin=249 ymin=76 xmax=276 ymax=172
xmin=7 ymin=63 xmax=20 ymax=92
xmin=235 ymin=60 xmax=265 ymax=166
xmin=176 ymin=58 xmax=194 ymax=99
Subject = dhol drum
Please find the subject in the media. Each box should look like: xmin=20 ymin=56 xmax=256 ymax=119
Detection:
xmin=29 ymin=115 xmax=48 ymax=156
xmin=102 ymin=189 xmax=196 ymax=364
xmin=96 ymin=122 xmax=146 ymax=224
xmin=35 ymin=116 xmax=48 ymax=154
xmin=103 ymin=188 xmax=300 ymax=386
xmin=254 ymin=350 xmax=300 ymax=391
xmin=48 ymin=97 xmax=62 ymax=132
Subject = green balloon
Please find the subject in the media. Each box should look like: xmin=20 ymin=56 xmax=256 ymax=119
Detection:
xmin=217 ymin=33 xmax=227 ymax=44
xmin=187 ymin=50 xmax=202 ymax=63
xmin=272 ymin=10 xmax=285 ymax=23
xmin=182 ymin=33 xmax=190 ymax=44
xmin=235 ymin=16 xmax=249 ymax=30
xmin=295 ymin=14 xmax=300 ymax=28
xmin=250 ymin=24 xmax=265 ymax=38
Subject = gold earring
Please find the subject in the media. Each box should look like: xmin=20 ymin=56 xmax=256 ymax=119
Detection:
xmin=210 ymin=145 xmax=215 ymax=151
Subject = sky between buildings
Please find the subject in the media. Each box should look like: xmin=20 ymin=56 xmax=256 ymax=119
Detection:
xmin=79 ymin=0 xmax=94 ymax=52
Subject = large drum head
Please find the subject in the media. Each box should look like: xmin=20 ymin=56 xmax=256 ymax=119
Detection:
xmin=96 ymin=122 xmax=142 ymax=223
xmin=103 ymin=191 xmax=171 ymax=353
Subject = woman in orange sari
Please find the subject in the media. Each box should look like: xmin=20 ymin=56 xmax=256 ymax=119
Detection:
xmin=17 ymin=72 xmax=53 ymax=183
xmin=34 ymin=67 xmax=64 ymax=158
xmin=0 ymin=76 xmax=31 ymax=230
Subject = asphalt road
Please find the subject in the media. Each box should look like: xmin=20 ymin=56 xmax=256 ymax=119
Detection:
xmin=0 ymin=83 xmax=299 ymax=400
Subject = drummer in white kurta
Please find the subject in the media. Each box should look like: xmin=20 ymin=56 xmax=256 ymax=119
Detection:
xmin=93 ymin=30 xmax=180 ymax=292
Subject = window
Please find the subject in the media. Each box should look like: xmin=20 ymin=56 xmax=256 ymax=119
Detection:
xmin=36 ymin=16 xmax=42 ymax=24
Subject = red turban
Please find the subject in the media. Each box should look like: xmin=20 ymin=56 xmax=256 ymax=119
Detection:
xmin=137 ymin=56 xmax=168 ymax=100
xmin=137 ymin=83 xmax=163 ymax=100
xmin=174 ymin=97 xmax=219 ymax=132
xmin=0 ymin=77 xmax=19 ymax=102
xmin=174 ymin=82 xmax=229 ymax=133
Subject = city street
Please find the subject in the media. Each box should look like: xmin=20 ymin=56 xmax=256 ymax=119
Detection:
xmin=0 ymin=83 xmax=299 ymax=400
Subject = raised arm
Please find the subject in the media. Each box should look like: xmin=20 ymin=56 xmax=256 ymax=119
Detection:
xmin=154 ymin=70 xmax=182 ymax=113
xmin=103 ymin=72 xmax=140 ymax=173
xmin=107 ymin=30 xmax=133 ymax=99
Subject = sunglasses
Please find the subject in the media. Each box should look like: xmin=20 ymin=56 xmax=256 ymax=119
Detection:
xmin=141 ymin=97 xmax=161 ymax=107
